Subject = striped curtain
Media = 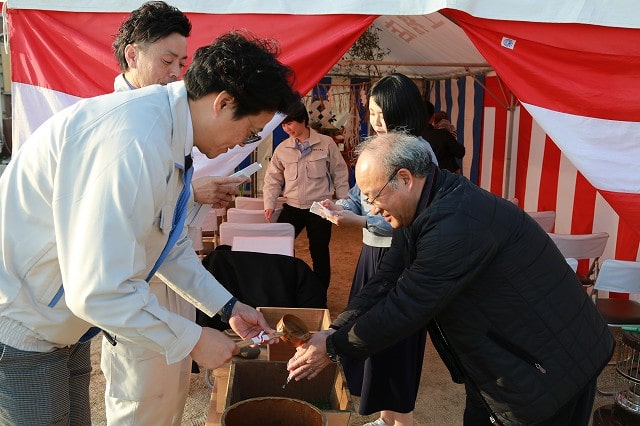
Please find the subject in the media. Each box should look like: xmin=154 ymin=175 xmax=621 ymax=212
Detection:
xmin=429 ymin=74 xmax=640 ymax=298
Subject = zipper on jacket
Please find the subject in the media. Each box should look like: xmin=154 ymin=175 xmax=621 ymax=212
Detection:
xmin=487 ymin=330 xmax=547 ymax=374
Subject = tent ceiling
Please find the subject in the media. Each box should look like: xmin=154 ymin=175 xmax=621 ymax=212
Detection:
xmin=329 ymin=13 xmax=492 ymax=80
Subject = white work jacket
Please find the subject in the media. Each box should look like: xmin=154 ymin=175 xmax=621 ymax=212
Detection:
xmin=0 ymin=82 xmax=231 ymax=364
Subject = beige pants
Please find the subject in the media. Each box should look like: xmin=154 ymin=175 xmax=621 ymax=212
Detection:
xmin=100 ymin=280 xmax=195 ymax=426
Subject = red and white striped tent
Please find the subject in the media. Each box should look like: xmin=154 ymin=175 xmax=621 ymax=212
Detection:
xmin=5 ymin=1 xmax=640 ymax=270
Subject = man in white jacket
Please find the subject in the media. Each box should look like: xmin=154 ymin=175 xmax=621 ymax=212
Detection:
xmin=0 ymin=30 xmax=299 ymax=425
xmin=104 ymin=3 xmax=246 ymax=424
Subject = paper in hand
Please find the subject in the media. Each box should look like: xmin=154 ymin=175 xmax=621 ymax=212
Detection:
xmin=310 ymin=201 xmax=338 ymax=224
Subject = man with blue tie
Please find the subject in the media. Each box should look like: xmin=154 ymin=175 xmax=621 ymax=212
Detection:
xmin=103 ymin=3 xmax=248 ymax=424
xmin=0 ymin=29 xmax=299 ymax=425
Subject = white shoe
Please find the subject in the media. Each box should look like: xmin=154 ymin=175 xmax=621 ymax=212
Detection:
xmin=363 ymin=419 xmax=388 ymax=426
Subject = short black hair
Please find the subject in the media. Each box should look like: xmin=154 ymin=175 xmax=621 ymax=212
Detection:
xmin=184 ymin=31 xmax=299 ymax=118
xmin=425 ymin=100 xmax=435 ymax=121
xmin=281 ymin=101 xmax=309 ymax=126
xmin=113 ymin=1 xmax=192 ymax=71
xmin=369 ymin=73 xmax=427 ymax=136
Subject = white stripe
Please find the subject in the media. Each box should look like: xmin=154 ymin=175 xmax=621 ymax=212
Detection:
xmin=7 ymin=0 xmax=639 ymax=28
xmin=6 ymin=0 xmax=445 ymax=15
xmin=461 ymin=77 xmax=476 ymax=177
xmin=522 ymin=112 xmax=546 ymax=211
xmin=523 ymin=103 xmax=640 ymax=194
xmin=449 ymin=82 xmax=460 ymax=124
xmin=479 ymin=107 xmax=495 ymax=190
xmin=12 ymin=83 xmax=81 ymax=152
xmin=593 ymin=192 xmax=619 ymax=261
xmin=554 ymin=154 xmax=577 ymax=234
xmin=504 ymin=106 xmax=519 ymax=199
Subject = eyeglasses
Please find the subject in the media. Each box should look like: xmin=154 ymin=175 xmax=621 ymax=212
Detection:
xmin=244 ymin=133 xmax=262 ymax=144
xmin=364 ymin=169 xmax=399 ymax=206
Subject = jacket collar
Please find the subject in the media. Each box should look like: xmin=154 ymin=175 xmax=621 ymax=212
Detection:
xmin=415 ymin=164 xmax=439 ymax=218
xmin=166 ymin=81 xmax=193 ymax=164
xmin=285 ymin=128 xmax=323 ymax=148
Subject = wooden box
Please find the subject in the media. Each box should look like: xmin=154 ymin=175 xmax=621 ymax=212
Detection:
xmin=257 ymin=307 xmax=331 ymax=361
xmin=225 ymin=359 xmax=353 ymax=426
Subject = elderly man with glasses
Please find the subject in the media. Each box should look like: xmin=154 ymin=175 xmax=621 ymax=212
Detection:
xmin=287 ymin=131 xmax=614 ymax=426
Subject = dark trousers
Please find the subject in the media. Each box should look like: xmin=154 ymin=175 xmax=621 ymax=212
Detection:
xmin=278 ymin=203 xmax=332 ymax=288
xmin=463 ymin=378 xmax=596 ymax=425
xmin=0 ymin=340 xmax=92 ymax=425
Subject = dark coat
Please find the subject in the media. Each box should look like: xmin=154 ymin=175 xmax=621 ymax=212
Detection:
xmin=197 ymin=247 xmax=327 ymax=331
xmin=422 ymin=124 xmax=465 ymax=173
xmin=331 ymin=167 xmax=614 ymax=424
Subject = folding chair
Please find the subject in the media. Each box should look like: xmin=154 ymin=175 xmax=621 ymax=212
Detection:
xmin=232 ymin=235 xmax=294 ymax=257
xmin=218 ymin=222 xmax=295 ymax=247
xmin=234 ymin=196 xmax=286 ymax=210
xmin=593 ymin=260 xmax=640 ymax=326
xmin=548 ymin=232 xmax=609 ymax=289
xmin=233 ymin=196 xmax=265 ymax=210
xmin=526 ymin=211 xmax=556 ymax=232
xmin=591 ymin=259 xmax=640 ymax=395
xmin=226 ymin=207 xmax=283 ymax=223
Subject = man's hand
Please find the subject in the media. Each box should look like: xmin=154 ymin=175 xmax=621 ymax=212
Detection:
xmin=190 ymin=327 xmax=238 ymax=370
xmin=286 ymin=330 xmax=334 ymax=381
xmin=192 ymin=176 xmax=248 ymax=208
xmin=264 ymin=208 xmax=274 ymax=223
xmin=228 ymin=301 xmax=277 ymax=343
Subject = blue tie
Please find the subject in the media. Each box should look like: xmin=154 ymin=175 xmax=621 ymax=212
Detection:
xmin=77 ymin=155 xmax=193 ymax=344
xmin=146 ymin=154 xmax=193 ymax=281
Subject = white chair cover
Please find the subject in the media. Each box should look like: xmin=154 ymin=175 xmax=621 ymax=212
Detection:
xmin=232 ymin=235 xmax=294 ymax=256
xmin=594 ymin=259 xmax=640 ymax=294
xmin=565 ymin=257 xmax=578 ymax=272
xmin=548 ymin=231 xmax=609 ymax=280
xmin=226 ymin=207 xmax=283 ymax=223
xmin=218 ymin=222 xmax=295 ymax=247
xmin=234 ymin=196 xmax=286 ymax=210
xmin=548 ymin=232 xmax=609 ymax=260
xmin=526 ymin=211 xmax=556 ymax=232
xmin=233 ymin=196 xmax=265 ymax=210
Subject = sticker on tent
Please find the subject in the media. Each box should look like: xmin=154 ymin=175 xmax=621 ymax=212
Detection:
xmin=501 ymin=37 xmax=516 ymax=49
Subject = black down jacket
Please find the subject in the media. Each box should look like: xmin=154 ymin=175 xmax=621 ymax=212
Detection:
xmin=331 ymin=167 xmax=614 ymax=424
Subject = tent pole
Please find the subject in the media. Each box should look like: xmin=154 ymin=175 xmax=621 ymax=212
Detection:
xmin=503 ymin=92 xmax=517 ymax=199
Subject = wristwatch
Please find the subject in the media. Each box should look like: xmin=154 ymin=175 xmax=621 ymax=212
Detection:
xmin=326 ymin=334 xmax=340 ymax=363
xmin=219 ymin=297 xmax=238 ymax=324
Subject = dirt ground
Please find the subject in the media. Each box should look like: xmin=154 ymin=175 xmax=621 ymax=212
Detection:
xmin=88 ymin=225 xmax=615 ymax=425
xmin=88 ymin=225 xmax=368 ymax=425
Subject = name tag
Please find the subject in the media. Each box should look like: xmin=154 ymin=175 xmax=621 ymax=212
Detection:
xmin=159 ymin=205 xmax=173 ymax=234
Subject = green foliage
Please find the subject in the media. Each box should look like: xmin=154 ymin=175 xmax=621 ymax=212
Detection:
xmin=333 ymin=25 xmax=392 ymax=78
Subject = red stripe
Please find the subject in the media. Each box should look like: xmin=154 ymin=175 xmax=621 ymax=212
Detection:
xmin=537 ymin=135 xmax=560 ymax=213
xmin=8 ymin=9 xmax=375 ymax=97
xmin=615 ymin=218 xmax=640 ymax=260
xmin=600 ymin=191 xmax=640 ymax=240
xmin=569 ymin=174 xmax=598 ymax=279
xmin=609 ymin=206 xmax=640 ymax=300
xmin=444 ymin=9 xmax=640 ymax=122
xmin=570 ymin=173 xmax=597 ymax=234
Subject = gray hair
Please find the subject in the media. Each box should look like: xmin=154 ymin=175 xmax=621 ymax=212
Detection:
xmin=355 ymin=132 xmax=434 ymax=180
